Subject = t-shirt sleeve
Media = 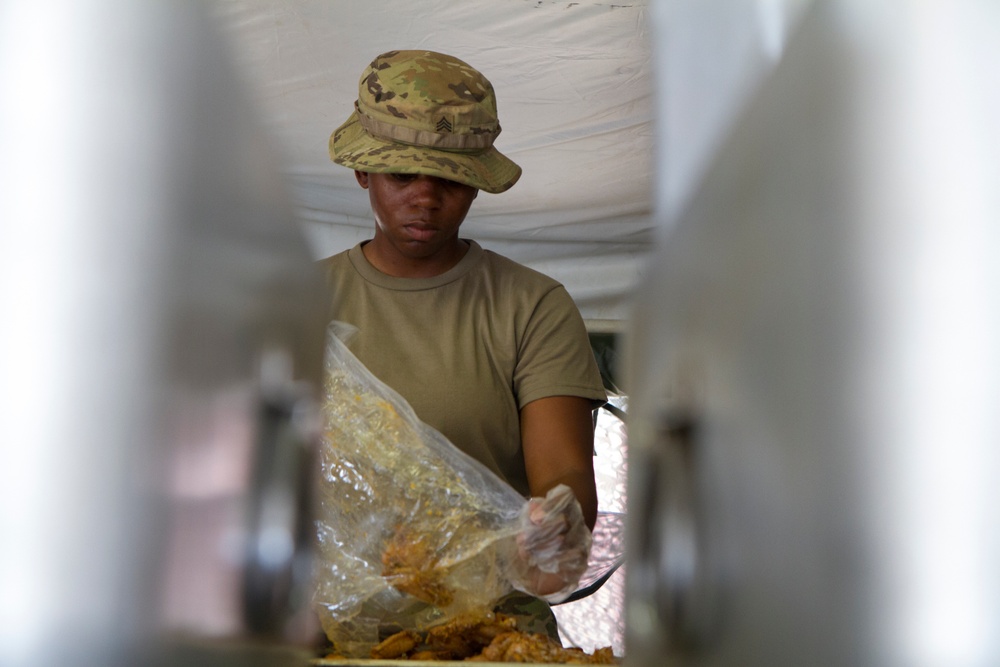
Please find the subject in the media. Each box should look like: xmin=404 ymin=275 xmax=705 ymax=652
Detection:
xmin=513 ymin=285 xmax=608 ymax=409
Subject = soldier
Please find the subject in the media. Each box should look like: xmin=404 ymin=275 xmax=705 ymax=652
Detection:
xmin=321 ymin=49 xmax=607 ymax=638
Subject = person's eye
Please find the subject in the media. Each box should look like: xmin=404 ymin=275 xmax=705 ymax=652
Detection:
xmin=390 ymin=173 xmax=417 ymax=183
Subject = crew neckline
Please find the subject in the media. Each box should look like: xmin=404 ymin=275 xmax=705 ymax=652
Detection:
xmin=347 ymin=239 xmax=483 ymax=291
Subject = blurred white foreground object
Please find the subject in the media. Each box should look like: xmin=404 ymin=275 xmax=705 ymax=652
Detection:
xmin=628 ymin=1 xmax=1000 ymax=666
xmin=0 ymin=2 xmax=328 ymax=666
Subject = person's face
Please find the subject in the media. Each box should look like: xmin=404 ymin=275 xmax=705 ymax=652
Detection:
xmin=357 ymin=171 xmax=479 ymax=261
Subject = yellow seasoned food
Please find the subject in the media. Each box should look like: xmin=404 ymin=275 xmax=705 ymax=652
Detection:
xmin=366 ymin=613 xmax=620 ymax=664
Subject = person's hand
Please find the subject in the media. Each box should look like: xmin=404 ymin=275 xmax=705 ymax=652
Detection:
xmin=508 ymin=484 xmax=593 ymax=603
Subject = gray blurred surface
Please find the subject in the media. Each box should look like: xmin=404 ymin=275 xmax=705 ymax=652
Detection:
xmin=628 ymin=1 xmax=1000 ymax=665
xmin=1 ymin=2 xmax=328 ymax=665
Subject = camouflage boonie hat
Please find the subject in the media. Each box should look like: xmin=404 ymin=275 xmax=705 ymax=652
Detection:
xmin=329 ymin=50 xmax=522 ymax=194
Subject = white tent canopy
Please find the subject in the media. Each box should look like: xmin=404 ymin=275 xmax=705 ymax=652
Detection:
xmin=213 ymin=0 xmax=657 ymax=324
xmin=211 ymin=1 xmax=806 ymax=325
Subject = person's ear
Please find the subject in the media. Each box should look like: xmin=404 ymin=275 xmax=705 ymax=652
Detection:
xmin=355 ymin=170 xmax=369 ymax=189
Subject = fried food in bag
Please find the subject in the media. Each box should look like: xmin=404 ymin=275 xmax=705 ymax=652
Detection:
xmin=314 ymin=322 xmax=527 ymax=657
xmin=361 ymin=613 xmax=619 ymax=663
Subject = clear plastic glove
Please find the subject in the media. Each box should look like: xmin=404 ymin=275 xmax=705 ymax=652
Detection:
xmin=508 ymin=484 xmax=593 ymax=603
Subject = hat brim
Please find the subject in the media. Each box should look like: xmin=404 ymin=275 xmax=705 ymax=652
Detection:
xmin=328 ymin=111 xmax=522 ymax=194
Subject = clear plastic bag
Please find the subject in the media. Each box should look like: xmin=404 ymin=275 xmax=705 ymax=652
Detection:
xmin=313 ymin=322 xmax=527 ymax=657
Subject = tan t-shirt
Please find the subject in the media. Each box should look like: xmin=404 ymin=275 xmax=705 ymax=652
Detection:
xmin=320 ymin=240 xmax=607 ymax=496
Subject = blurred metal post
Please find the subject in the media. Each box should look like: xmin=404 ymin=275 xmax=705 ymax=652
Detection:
xmin=628 ymin=1 xmax=1000 ymax=665
xmin=0 ymin=2 xmax=329 ymax=666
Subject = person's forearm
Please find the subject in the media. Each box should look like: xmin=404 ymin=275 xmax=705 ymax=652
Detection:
xmin=533 ymin=470 xmax=597 ymax=531
xmin=520 ymin=395 xmax=600 ymax=532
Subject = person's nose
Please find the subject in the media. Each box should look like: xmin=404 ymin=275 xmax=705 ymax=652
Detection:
xmin=411 ymin=175 xmax=445 ymax=208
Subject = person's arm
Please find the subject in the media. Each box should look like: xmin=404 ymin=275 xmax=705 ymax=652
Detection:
xmin=520 ymin=395 xmax=598 ymax=530
xmin=511 ymin=395 xmax=597 ymax=600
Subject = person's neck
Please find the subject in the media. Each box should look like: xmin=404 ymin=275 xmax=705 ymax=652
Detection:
xmin=361 ymin=238 xmax=470 ymax=278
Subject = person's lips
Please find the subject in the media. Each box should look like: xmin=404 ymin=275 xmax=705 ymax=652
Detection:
xmin=404 ymin=223 xmax=438 ymax=242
